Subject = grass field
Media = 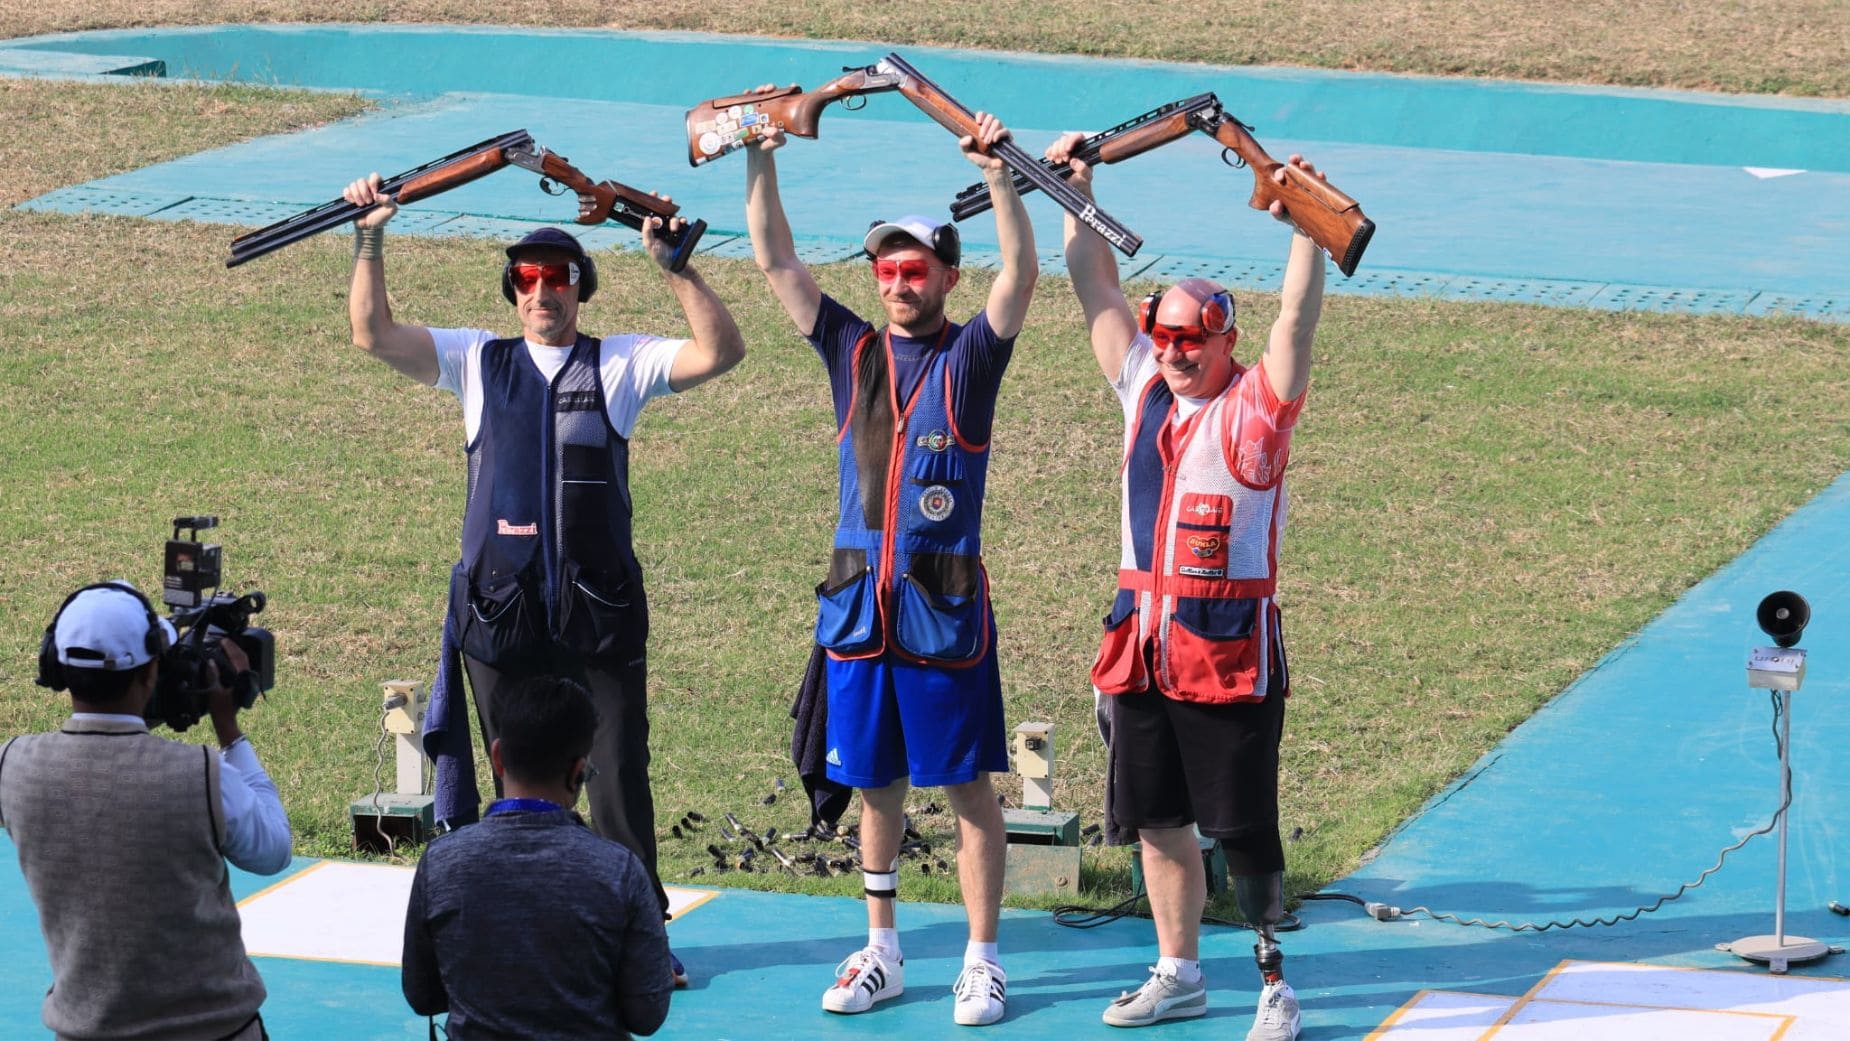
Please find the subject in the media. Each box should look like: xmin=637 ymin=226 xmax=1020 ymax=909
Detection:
xmin=2 ymin=10 xmax=1848 ymax=914
xmin=0 ymin=1 xmax=1846 ymax=97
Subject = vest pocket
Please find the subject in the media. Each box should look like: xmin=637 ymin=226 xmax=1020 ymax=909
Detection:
xmin=453 ymin=564 xmax=545 ymax=667
xmin=1165 ymin=596 xmax=1262 ymax=702
xmin=893 ymin=571 xmax=985 ymax=663
xmin=815 ymin=550 xmax=881 ymax=655
xmin=1090 ymin=589 xmax=1148 ymax=695
xmin=557 ymin=560 xmax=644 ymax=660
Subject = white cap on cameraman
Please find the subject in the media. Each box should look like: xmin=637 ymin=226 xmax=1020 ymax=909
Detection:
xmin=53 ymin=583 xmax=176 ymax=671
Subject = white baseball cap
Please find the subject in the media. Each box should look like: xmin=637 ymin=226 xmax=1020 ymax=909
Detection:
xmin=862 ymin=214 xmax=961 ymax=267
xmin=53 ymin=583 xmax=176 ymax=671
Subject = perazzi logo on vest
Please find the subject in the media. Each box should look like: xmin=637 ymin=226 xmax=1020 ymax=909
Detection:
xmin=496 ymin=519 xmax=539 ymax=536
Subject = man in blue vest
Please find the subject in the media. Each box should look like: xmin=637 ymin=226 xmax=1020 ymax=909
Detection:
xmin=339 ymin=174 xmax=746 ymax=983
xmin=1044 ymin=132 xmax=1327 ymax=1041
xmin=740 ymin=104 xmax=1036 ymax=1027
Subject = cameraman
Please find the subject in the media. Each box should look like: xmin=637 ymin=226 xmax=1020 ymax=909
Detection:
xmin=0 ymin=582 xmax=291 ymax=1040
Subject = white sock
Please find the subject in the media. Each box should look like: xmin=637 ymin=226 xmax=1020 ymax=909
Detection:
xmin=964 ymin=940 xmax=1001 ymax=970
xmin=1157 ymin=956 xmax=1202 ymax=984
xmin=869 ymin=927 xmax=901 ymax=961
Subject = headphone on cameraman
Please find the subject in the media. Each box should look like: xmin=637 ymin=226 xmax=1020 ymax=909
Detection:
xmin=500 ymin=254 xmax=599 ymax=305
xmin=36 ymin=582 xmax=169 ymax=691
xmin=1137 ymin=283 xmax=1237 ymax=336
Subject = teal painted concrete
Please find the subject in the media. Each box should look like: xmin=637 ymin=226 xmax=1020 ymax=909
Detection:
xmin=7 ymin=25 xmax=1850 ymax=173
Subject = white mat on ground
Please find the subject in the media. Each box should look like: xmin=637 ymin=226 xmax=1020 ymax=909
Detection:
xmin=1371 ymin=961 xmax=1850 ymax=1040
xmin=239 ymin=861 xmax=714 ymax=965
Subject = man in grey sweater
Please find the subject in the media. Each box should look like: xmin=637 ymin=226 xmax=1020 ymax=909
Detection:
xmin=1 ymin=581 xmax=291 ymax=1040
xmin=401 ymin=674 xmax=671 ymax=1039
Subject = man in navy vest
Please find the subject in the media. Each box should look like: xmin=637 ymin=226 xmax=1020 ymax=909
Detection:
xmin=1044 ymin=132 xmax=1328 ymax=1041
xmin=340 ymin=173 xmax=745 ymax=983
xmin=740 ymin=102 xmax=1036 ymax=1027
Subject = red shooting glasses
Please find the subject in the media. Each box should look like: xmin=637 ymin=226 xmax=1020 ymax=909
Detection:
xmin=871 ymin=258 xmax=937 ymax=286
xmin=508 ymin=261 xmax=581 ymax=294
xmin=1150 ymin=325 xmax=1210 ymax=353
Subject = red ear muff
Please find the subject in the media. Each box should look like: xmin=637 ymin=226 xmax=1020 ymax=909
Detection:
xmin=1201 ymin=289 xmax=1236 ymax=335
xmin=1138 ymin=287 xmax=1166 ymax=334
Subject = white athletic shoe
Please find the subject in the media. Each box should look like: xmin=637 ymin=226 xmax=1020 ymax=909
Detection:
xmin=821 ymin=946 xmax=904 ymax=1014
xmin=1102 ymin=966 xmax=1208 ymax=1027
xmin=1246 ymin=980 xmax=1301 ymax=1041
xmin=951 ymin=960 xmax=1007 ymax=1026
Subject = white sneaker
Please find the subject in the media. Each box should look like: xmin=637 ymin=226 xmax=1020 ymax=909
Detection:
xmin=951 ymin=960 xmax=1007 ymax=1026
xmin=821 ymin=946 xmax=904 ymax=1014
xmin=1102 ymin=965 xmax=1208 ymax=1026
xmin=1246 ymin=980 xmax=1301 ymax=1041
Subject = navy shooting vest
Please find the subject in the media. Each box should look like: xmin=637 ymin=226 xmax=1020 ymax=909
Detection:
xmin=448 ymin=335 xmax=647 ymax=666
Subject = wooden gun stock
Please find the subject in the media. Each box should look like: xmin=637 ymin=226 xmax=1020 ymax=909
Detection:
xmin=393 ymin=149 xmax=511 ymax=206
xmin=515 ymin=148 xmax=707 ymax=272
xmin=685 ymin=69 xmax=899 ymax=166
xmin=1208 ymin=116 xmax=1374 ymax=277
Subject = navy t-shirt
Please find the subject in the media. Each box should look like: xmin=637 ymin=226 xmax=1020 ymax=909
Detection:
xmin=805 ymin=294 xmax=1016 ymax=444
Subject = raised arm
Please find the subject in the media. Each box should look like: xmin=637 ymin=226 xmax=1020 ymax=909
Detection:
xmin=343 ymin=173 xmax=438 ymax=384
xmin=1046 ymin=132 xmax=1138 ymax=381
xmin=742 ymin=86 xmax=823 ymax=336
xmin=964 ymin=112 xmax=1037 ymax=340
xmin=635 ymin=208 xmax=746 ymax=392
xmin=1262 ymin=156 xmax=1328 ymax=403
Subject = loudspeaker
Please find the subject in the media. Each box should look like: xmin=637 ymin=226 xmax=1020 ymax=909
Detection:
xmin=1756 ymin=591 xmax=1810 ymax=648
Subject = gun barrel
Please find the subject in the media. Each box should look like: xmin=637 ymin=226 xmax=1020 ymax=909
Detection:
xmin=226 ymin=129 xmax=534 ymax=268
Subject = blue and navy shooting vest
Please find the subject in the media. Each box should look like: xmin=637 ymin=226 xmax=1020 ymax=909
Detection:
xmin=815 ymin=327 xmax=992 ymax=666
xmin=448 ymin=335 xmax=647 ymax=665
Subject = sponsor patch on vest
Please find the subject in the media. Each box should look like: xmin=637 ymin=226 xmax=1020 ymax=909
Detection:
xmin=497 ymin=519 xmax=539 ymax=536
xmin=915 ymin=429 xmax=953 ymax=453
xmin=1178 ymin=564 xmax=1227 ymax=578
xmin=1187 ymin=534 xmax=1223 ymax=559
xmin=919 ymin=485 xmax=956 ymax=522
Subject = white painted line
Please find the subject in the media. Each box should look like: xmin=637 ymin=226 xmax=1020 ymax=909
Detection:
xmin=1743 ymin=167 xmax=1805 ymax=179
xmin=1368 ymin=989 xmax=1514 ymax=1038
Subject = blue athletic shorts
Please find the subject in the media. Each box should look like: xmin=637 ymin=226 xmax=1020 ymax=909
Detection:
xmin=823 ymin=637 xmax=1009 ymax=789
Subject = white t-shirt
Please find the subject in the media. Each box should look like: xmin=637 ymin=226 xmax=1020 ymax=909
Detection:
xmin=429 ymin=328 xmax=686 ymax=442
xmin=1112 ymin=332 xmax=1211 ymax=423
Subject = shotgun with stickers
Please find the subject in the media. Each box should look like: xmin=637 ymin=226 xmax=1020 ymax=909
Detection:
xmin=226 ymin=130 xmax=706 ymax=271
xmin=948 ymin=93 xmax=1375 ymax=276
xmin=684 ymin=52 xmax=1144 ymax=257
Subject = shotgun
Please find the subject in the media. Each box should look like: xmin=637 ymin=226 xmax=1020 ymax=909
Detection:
xmin=948 ymin=94 xmax=1374 ymax=276
xmin=684 ymin=53 xmax=1143 ymax=257
xmin=226 ymin=131 xmax=706 ymax=272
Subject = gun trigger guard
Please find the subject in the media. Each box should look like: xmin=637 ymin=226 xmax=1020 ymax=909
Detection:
xmin=840 ymin=95 xmax=868 ymax=111
xmin=538 ymin=176 xmax=566 ymax=196
xmin=1220 ymin=147 xmax=1247 ymax=170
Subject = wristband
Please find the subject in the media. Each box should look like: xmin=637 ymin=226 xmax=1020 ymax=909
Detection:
xmin=354 ymin=226 xmax=385 ymax=260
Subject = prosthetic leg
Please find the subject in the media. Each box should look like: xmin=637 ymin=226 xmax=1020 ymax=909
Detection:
xmin=1234 ymin=871 xmax=1300 ymax=1041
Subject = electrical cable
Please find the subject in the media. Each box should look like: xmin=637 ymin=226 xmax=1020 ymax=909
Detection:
xmin=1052 ymin=888 xmax=1303 ymax=932
xmin=1307 ymin=690 xmax=1795 ymax=932
xmin=368 ymin=701 xmax=408 ymax=862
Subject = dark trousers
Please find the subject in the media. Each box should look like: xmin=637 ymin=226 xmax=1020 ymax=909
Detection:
xmin=463 ymin=650 xmax=667 ymax=916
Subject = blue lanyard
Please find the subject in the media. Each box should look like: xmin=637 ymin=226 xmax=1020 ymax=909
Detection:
xmin=487 ymin=797 xmax=566 ymax=817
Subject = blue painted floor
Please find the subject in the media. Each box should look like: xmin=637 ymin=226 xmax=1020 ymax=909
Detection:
xmin=3 ymin=26 xmax=1848 ymax=318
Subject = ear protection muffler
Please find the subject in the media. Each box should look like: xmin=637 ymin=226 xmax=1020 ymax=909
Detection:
xmin=863 ymin=219 xmax=961 ymax=268
xmin=1137 ymin=283 xmax=1237 ymax=335
xmin=501 ymin=253 xmax=599 ymax=305
xmin=36 ymin=583 xmax=170 ymax=691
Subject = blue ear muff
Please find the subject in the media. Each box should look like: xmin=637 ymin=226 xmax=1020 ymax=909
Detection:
xmin=1201 ymin=288 xmax=1236 ymax=334
xmin=36 ymin=582 xmax=168 ymax=690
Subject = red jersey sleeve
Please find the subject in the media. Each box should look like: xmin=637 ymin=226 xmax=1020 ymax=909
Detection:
xmin=1223 ymin=359 xmax=1304 ymax=489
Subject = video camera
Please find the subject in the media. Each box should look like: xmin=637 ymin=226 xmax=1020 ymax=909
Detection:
xmin=149 ymin=516 xmax=276 ymax=732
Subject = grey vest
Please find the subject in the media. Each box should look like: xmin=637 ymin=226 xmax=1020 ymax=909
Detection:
xmin=0 ymin=719 xmax=265 ymax=1040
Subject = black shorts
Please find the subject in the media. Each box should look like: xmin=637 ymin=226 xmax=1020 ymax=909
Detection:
xmin=1105 ymin=662 xmax=1286 ymax=875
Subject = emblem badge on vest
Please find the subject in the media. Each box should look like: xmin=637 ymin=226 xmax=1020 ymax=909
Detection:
xmin=1179 ymin=531 xmax=1228 ymax=578
xmin=919 ymin=485 xmax=956 ymax=522
xmin=914 ymin=430 xmax=953 ymax=453
xmin=496 ymin=519 xmax=539 ymax=536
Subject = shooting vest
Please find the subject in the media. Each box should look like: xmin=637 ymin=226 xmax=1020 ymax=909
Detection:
xmin=449 ymin=335 xmax=646 ymax=666
xmin=0 ymin=722 xmax=266 ymax=1040
xmin=1091 ymin=369 xmax=1292 ymax=703
xmin=815 ymin=326 xmax=991 ymax=666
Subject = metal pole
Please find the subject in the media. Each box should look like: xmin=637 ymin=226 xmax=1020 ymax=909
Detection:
xmin=1775 ymin=689 xmax=1791 ymax=945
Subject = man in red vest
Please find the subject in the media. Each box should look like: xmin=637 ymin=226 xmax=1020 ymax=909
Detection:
xmin=1045 ymin=131 xmax=1328 ymax=1041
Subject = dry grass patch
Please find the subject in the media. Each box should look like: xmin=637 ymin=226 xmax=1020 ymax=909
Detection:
xmin=0 ymin=1 xmax=1844 ymax=96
